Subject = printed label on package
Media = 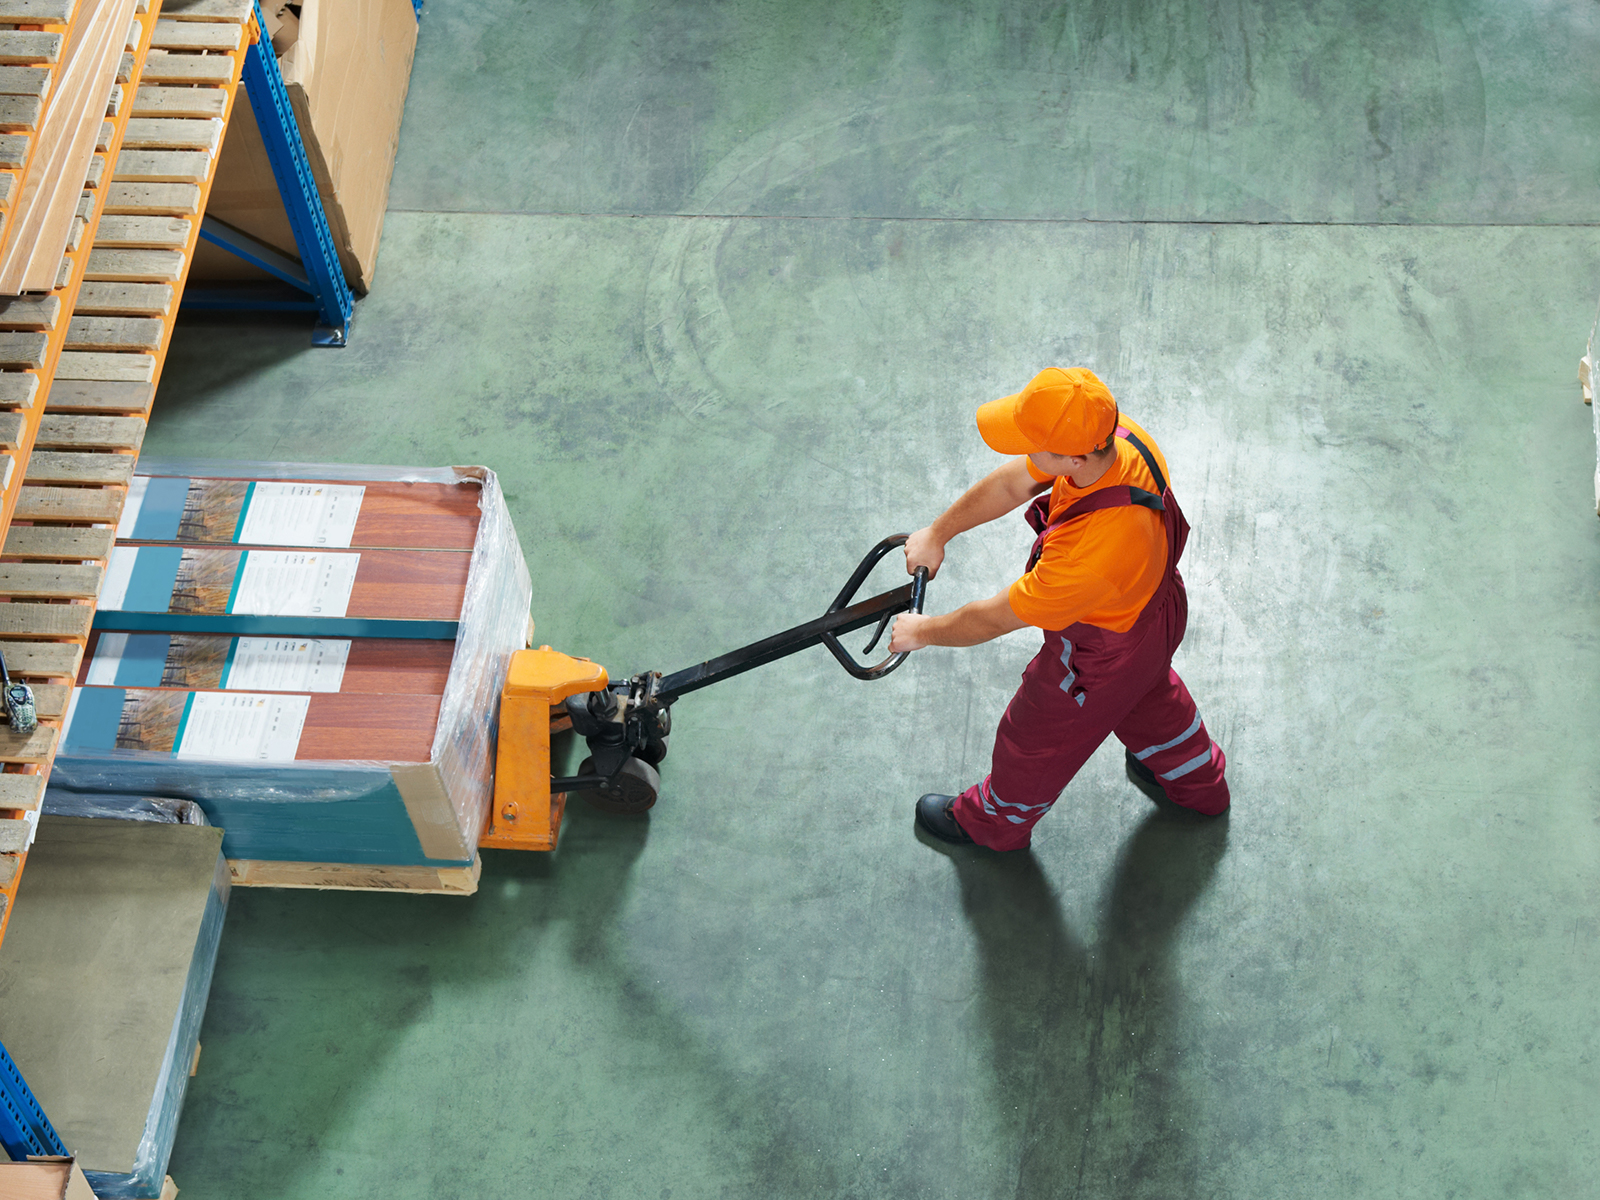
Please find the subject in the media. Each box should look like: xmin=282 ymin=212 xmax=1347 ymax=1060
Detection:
xmin=225 ymin=637 xmax=350 ymax=692
xmin=176 ymin=691 xmax=310 ymax=762
xmin=228 ymin=550 xmax=359 ymax=617
xmin=236 ymin=482 xmax=365 ymax=548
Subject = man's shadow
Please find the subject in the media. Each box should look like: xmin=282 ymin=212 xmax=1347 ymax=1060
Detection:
xmin=950 ymin=809 xmax=1228 ymax=1199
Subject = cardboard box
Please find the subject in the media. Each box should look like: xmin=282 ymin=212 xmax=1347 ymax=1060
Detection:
xmin=190 ymin=0 xmax=418 ymax=294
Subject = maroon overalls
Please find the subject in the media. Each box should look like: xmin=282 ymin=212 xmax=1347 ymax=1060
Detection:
xmin=950 ymin=427 xmax=1230 ymax=850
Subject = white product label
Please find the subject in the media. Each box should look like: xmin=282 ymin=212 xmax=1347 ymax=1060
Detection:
xmin=85 ymin=631 xmax=129 ymax=685
xmin=237 ymin=482 xmax=365 ymax=548
xmin=116 ymin=475 xmax=149 ymax=538
xmin=97 ymin=546 xmax=138 ymax=611
xmin=176 ymin=691 xmax=309 ymax=762
xmin=229 ymin=551 xmax=359 ymax=617
xmin=226 ymin=638 xmax=350 ymax=693
xmin=21 ymin=804 xmax=40 ymax=850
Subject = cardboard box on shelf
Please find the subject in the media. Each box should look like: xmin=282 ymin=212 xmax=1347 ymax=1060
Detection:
xmin=190 ymin=0 xmax=418 ymax=294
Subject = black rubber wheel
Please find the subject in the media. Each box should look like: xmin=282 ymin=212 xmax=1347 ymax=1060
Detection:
xmin=635 ymin=734 xmax=670 ymax=766
xmin=578 ymin=755 xmax=661 ymax=814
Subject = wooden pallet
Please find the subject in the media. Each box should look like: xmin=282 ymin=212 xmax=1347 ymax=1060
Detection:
xmin=0 ymin=0 xmax=251 ymax=948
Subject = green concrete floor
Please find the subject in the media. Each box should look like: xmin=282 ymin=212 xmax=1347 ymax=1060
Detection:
xmin=148 ymin=2 xmax=1600 ymax=1196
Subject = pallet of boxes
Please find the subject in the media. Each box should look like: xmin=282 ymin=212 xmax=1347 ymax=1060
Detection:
xmin=46 ymin=462 xmax=533 ymax=889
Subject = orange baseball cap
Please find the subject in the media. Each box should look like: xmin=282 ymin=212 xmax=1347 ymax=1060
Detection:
xmin=976 ymin=367 xmax=1118 ymax=456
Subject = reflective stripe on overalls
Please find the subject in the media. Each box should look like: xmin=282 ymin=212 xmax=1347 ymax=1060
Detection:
xmin=949 ymin=427 xmax=1230 ymax=851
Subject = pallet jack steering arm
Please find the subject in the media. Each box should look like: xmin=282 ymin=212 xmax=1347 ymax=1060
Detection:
xmin=482 ymin=535 xmax=930 ymax=851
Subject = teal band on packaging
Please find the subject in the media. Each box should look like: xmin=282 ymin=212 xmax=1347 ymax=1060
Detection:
xmin=91 ymin=612 xmax=460 ymax=639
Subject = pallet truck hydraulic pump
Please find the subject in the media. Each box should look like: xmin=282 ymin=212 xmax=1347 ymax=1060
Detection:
xmin=482 ymin=535 xmax=929 ymax=850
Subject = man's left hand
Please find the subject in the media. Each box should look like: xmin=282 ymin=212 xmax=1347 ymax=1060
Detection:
xmin=888 ymin=613 xmax=930 ymax=653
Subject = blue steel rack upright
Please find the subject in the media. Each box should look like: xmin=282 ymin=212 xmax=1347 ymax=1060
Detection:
xmin=0 ymin=1036 xmax=66 ymax=1164
xmin=184 ymin=0 xmax=421 ymax=345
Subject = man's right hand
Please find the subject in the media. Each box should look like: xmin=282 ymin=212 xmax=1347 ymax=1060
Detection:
xmin=904 ymin=526 xmax=945 ymax=579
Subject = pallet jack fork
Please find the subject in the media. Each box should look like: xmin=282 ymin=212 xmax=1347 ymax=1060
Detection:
xmin=481 ymin=535 xmax=929 ymax=852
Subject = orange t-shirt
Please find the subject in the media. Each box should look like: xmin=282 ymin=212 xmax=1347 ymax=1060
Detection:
xmin=1007 ymin=418 xmax=1171 ymax=632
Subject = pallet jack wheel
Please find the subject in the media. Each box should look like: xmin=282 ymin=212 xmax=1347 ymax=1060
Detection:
xmin=635 ymin=734 xmax=669 ymax=766
xmin=579 ymin=756 xmax=661 ymax=814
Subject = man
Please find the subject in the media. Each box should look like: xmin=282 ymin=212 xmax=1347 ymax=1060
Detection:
xmin=888 ymin=367 xmax=1229 ymax=850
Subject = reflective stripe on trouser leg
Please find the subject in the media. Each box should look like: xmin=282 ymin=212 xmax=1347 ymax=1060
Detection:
xmin=1113 ymin=668 xmax=1229 ymax=815
xmin=951 ymin=650 xmax=1130 ymax=852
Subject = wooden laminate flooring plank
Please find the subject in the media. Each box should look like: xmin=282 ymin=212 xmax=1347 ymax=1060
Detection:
xmin=150 ymin=18 xmax=238 ymax=49
xmin=0 ymin=640 xmax=81 ymax=678
xmin=101 ymin=180 xmax=196 ymax=214
xmin=0 ymin=410 xmax=19 ymax=446
xmin=2 ymin=523 xmax=115 ymax=559
xmin=0 ymin=66 xmax=49 ymax=99
xmin=0 ymin=372 xmax=37 ymax=407
xmin=31 ymin=683 xmax=65 ymax=718
xmin=0 ymin=32 xmax=62 ymax=65
xmin=0 ymin=332 xmax=46 ymax=368
xmin=36 ymin=413 xmax=143 ymax=449
xmin=138 ymin=49 xmax=230 ymax=82
xmin=0 ymin=95 xmax=40 ymax=132
xmin=64 ymin=314 xmax=162 ymax=351
xmin=14 ymin=484 xmax=124 ymax=521
xmin=0 ymin=0 xmax=76 ymax=23
xmin=88 ymin=213 xmax=188 ymax=246
xmin=131 ymin=85 xmax=224 ymax=118
xmin=0 ymin=561 xmax=103 ymax=598
xmin=72 ymin=280 xmax=171 ymax=315
xmin=110 ymin=147 xmax=206 ymax=182
xmin=43 ymin=377 xmax=151 ymax=411
xmin=23 ymin=450 xmax=133 ymax=485
xmin=54 ymin=350 xmax=156 ymax=381
xmin=0 ymin=724 xmax=58 ymax=761
xmin=0 ymin=773 xmax=45 ymax=812
xmin=83 ymin=247 xmax=182 ymax=281
xmin=0 ymin=603 xmax=97 ymax=639
xmin=160 ymin=0 xmax=249 ymax=19
xmin=2 ymin=0 xmax=135 ymax=291
xmin=0 ymin=295 xmax=58 ymax=330
xmin=121 ymin=116 xmax=220 ymax=151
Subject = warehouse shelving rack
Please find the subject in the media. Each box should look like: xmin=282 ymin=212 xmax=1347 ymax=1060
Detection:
xmin=0 ymin=0 xmax=259 ymax=958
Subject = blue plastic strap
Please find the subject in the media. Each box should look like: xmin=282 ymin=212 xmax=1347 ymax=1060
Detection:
xmin=238 ymin=0 xmax=354 ymax=343
xmin=0 ymin=1037 xmax=68 ymax=1160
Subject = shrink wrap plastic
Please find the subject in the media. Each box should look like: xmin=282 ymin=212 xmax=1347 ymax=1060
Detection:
xmin=83 ymin=853 xmax=229 ymax=1199
xmin=48 ymin=462 xmax=532 ymax=866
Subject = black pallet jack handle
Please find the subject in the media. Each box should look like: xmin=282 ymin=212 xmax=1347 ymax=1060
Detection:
xmin=555 ymin=535 xmax=932 ymax=809
xmin=654 ymin=534 xmax=930 ymax=703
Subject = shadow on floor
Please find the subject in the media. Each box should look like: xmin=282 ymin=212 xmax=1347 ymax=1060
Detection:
xmin=156 ymin=310 xmax=322 ymax=414
xmin=952 ymin=809 xmax=1228 ymax=1199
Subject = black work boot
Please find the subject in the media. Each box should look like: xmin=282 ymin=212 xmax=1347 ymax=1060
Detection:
xmin=915 ymin=793 xmax=974 ymax=845
xmin=1125 ymin=751 xmax=1170 ymax=805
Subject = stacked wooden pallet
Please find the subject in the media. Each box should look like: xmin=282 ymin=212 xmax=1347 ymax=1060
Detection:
xmin=0 ymin=0 xmax=252 ymax=947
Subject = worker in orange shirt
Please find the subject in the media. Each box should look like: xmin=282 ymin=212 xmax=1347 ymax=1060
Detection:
xmin=888 ymin=368 xmax=1229 ymax=850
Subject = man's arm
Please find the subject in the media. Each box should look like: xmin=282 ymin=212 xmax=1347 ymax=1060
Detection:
xmin=888 ymin=590 xmax=1026 ymax=652
xmin=904 ymin=457 xmax=1049 ymax=578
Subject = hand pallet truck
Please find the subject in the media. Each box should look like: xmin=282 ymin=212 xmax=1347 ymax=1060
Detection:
xmin=482 ymin=535 xmax=929 ymax=850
